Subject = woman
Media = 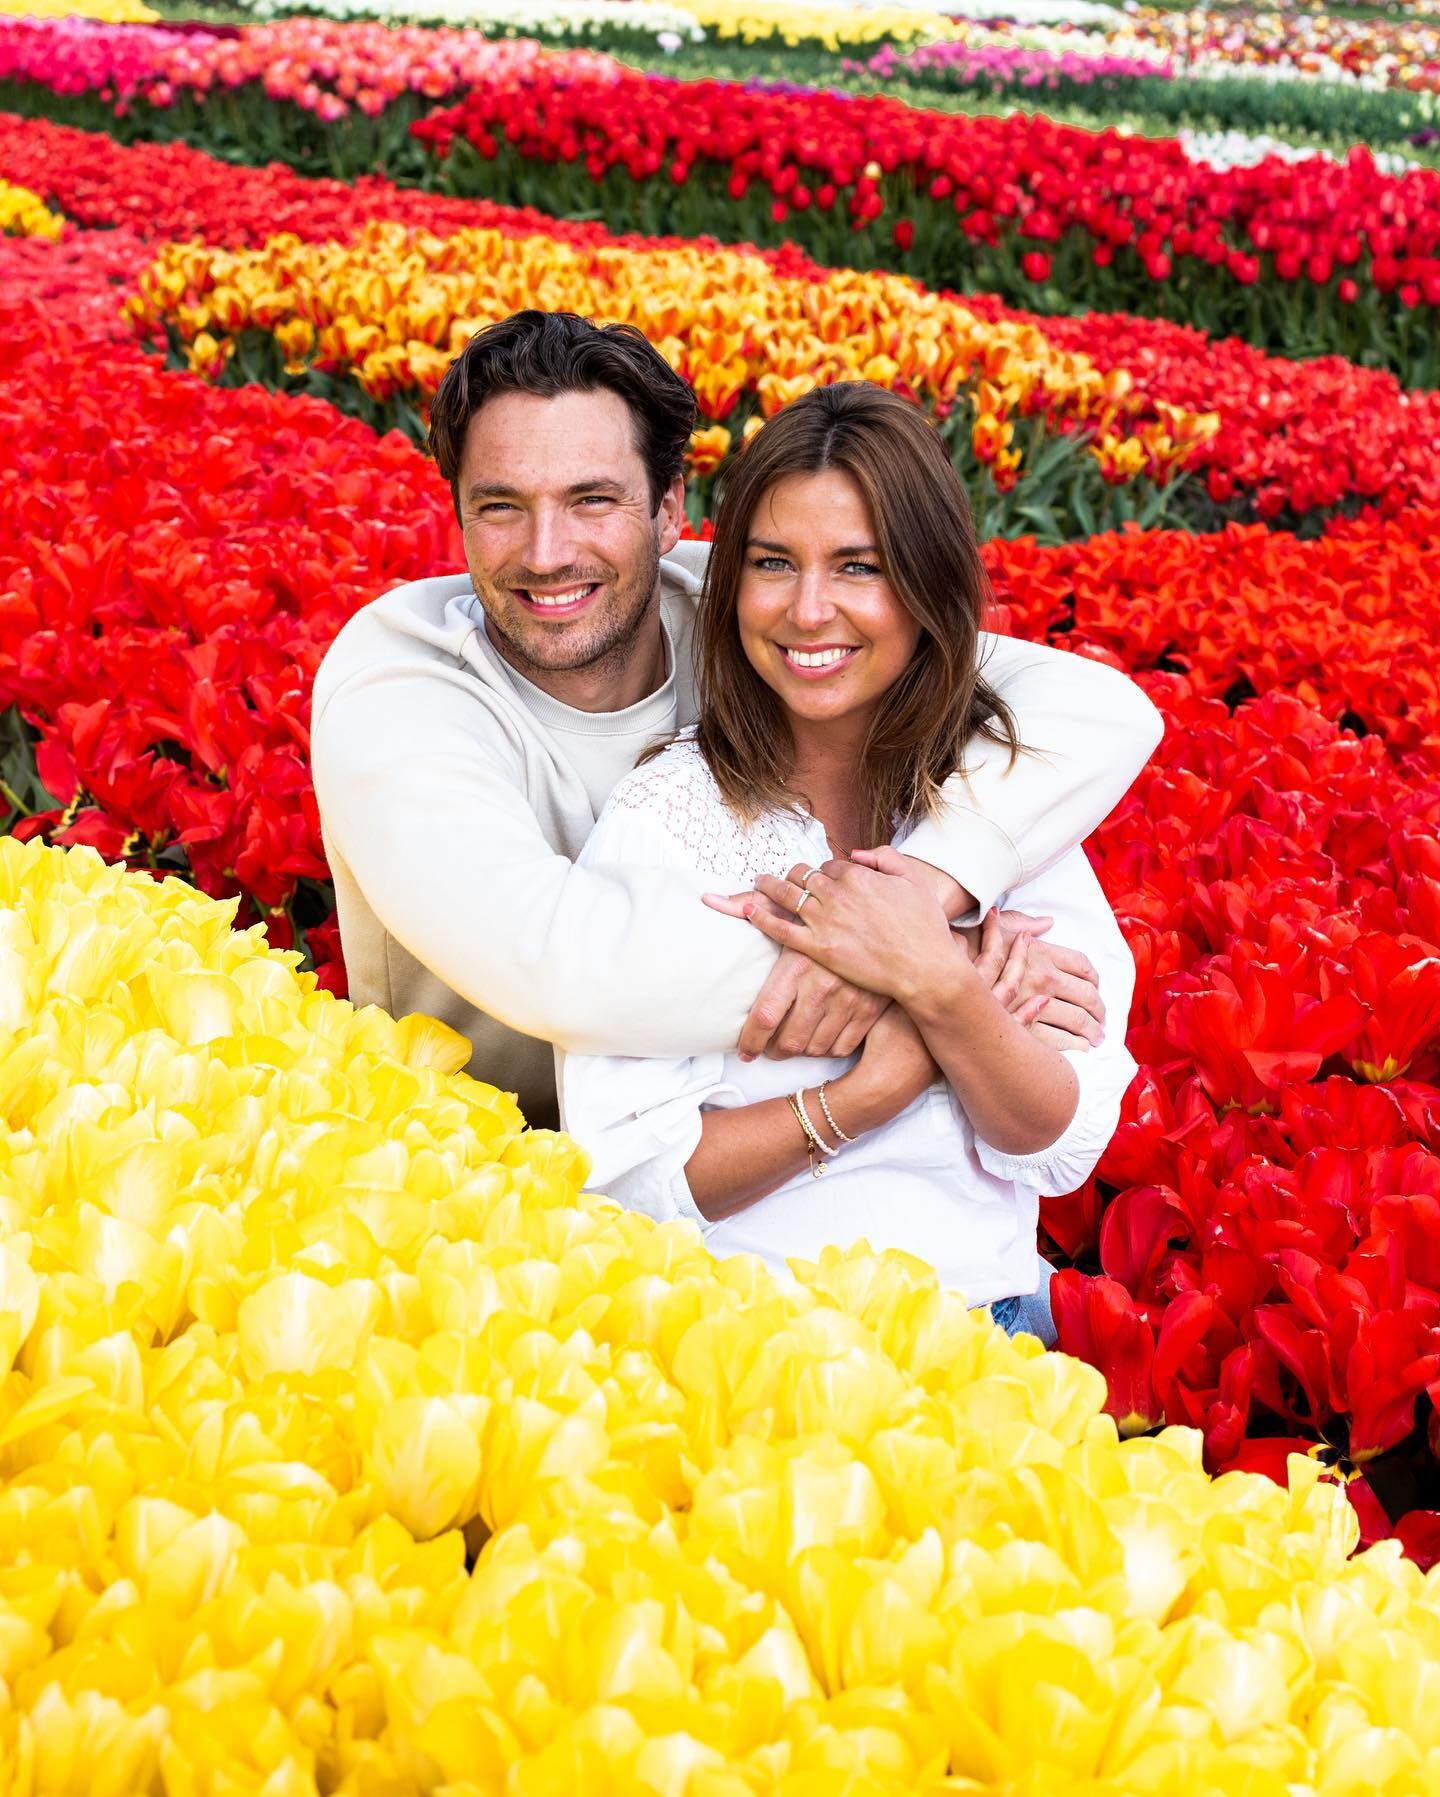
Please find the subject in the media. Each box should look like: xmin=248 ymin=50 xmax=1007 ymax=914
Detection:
xmin=554 ymin=383 xmax=1138 ymax=1338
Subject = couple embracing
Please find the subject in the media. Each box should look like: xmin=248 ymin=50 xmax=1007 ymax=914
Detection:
xmin=311 ymin=309 xmax=1158 ymax=1344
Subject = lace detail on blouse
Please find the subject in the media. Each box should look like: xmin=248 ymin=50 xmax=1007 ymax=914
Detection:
xmin=604 ymin=737 xmax=813 ymax=885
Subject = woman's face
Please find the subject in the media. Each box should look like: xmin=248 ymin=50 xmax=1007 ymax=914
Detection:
xmin=737 ymin=469 xmax=921 ymax=733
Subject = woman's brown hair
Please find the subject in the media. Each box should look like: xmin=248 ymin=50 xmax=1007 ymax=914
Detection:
xmin=684 ymin=381 xmax=1023 ymax=845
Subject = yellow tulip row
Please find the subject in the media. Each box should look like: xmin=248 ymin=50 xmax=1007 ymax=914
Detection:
xmin=125 ymin=223 xmax=1217 ymax=493
xmin=0 ymin=178 xmax=64 ymax=241
xmin=0 ymin=0 xmax=155 ymax=15
xmin=2 ymin=835 xmax=1440 ymax=1794
xmin=683 ymin=0 xmax=965 ymax=49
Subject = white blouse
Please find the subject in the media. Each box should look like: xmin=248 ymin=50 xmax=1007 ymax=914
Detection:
xmin=555 ymin=738 xmax=1138 ymax=1307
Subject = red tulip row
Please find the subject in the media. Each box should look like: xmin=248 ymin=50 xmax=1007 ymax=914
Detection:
xmin=8 ymin=115 xmax=1440 ymax=528
xmin=989 ymin=509 xmax=1440 ymax=758
xmin=411 ymin=64 xmax=1440 ymax=383
xmin=986 ymin=513 xmax=1440 ymax=1549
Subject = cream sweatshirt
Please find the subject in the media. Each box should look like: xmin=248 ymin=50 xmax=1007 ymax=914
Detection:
xmin=310 ymin=541 xmax=1162 ymax=1128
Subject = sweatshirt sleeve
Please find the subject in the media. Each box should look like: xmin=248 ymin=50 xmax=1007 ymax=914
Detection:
xmin=311 ymin=664 xmax=775 ymax=1059
xmin=969 ymin=845 xmax=1139 ymax=1197
xmin=904 ymin=635 xmax=1163 ymax=926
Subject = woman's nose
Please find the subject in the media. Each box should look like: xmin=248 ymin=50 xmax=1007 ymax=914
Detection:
xmin=786 ymin=574 xmax=839 ymax=630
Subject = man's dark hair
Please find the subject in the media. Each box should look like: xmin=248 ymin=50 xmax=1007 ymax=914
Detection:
xmin=428 ymin=309 xmax=698 ymax=519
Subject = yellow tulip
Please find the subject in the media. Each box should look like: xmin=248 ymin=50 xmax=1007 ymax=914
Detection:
xmin=366 ymin=1394 xmax=486 ymax=1540
xmin=0 ymin=178 xmax=65 ymax=240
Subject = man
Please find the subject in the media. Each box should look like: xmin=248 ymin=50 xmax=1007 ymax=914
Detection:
xmin=311 ymin=310 xmax=1161 ymax=1131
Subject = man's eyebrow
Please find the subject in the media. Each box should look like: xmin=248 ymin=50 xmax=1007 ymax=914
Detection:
xmin=465 ymin=478 xmax=627 ymax=502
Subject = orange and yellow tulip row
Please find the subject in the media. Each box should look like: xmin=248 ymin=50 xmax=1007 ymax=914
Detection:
xmin=4 ymin=832 xmax=1440 ymax=1795
xmin=126 ymin=221 xmax=1217 ymax=492
xmin=0 ymin=176 xmax=63 ymax=240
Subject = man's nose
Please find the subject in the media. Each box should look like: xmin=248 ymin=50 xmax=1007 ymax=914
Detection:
xmin=521 ymin=506 xmax=582 ymax=574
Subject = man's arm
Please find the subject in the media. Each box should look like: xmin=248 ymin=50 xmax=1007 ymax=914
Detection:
xmin=312 ymin=667 xmax=774 ymax=1059
xmin=903 ymin=635 xmax=1163 ymax=923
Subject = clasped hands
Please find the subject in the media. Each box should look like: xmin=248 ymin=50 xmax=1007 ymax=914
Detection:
xmin=703 ymin=844 xmax=1105 ymax=1062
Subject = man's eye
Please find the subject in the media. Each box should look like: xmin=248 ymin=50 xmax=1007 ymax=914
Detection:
xmin=577 ymin=495 xmax=613 ymax=507
xmin=476 ymin=503 xmax=515 ymax=517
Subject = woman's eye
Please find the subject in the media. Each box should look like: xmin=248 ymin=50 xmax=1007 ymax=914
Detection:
xmin=750 ymin=556 xmax=790 ymax=572
xmin=844 ymin=561 xmax=882 ymax=576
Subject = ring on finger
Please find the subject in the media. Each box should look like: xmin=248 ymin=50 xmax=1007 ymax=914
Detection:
xmin=799 ymin=868 xmax=819 ymax=892
xmin=794 ymin=888 xmax=813 ymax=916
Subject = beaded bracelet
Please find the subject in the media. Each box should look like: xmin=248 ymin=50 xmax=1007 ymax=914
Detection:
xmin=816 ymin=1080 xmax=855 ymax=1146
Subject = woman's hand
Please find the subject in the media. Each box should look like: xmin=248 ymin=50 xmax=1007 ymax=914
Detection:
xmin=726 ymin=845 xmax=960 ymax=1004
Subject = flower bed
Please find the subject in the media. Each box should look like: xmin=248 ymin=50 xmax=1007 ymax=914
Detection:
xmin=7 ymin=15 xmax=1440 ymax=1757
xmin=3 ymin=830 xmax=1440 ymax=1792
xmin=7 ymin=22 xmax=1440 ymax=377
xmin=11 ymin=116 xmax=1440 ymax=532
xmin=0 ymin=293 xmax=462 ymax=977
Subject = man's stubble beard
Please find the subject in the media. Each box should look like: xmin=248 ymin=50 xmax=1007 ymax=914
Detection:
xmin=476 ymin=536 xmax=664 ymax=685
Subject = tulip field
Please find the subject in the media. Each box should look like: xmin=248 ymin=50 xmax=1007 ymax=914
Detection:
xmin=8 ymin=0 xmax=1440 ymax=1789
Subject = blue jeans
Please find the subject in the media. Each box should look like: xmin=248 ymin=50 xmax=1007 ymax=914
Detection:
xmin=988 ymin=1257 xmax=1057 ymax=1346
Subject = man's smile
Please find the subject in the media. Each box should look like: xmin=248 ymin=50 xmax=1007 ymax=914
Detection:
xmin=514 ymin=581 xmax=603 ymax=617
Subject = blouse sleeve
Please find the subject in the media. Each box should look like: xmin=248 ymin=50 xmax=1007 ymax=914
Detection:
xmin=968 ymin=844 xmax=1139 ymax=1196
xmin=554 ymin=758 xmax=759 ymax=1232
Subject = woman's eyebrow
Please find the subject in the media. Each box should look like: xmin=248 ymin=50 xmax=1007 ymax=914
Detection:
xmin=745 ymin=537 xmax=879 ymax=557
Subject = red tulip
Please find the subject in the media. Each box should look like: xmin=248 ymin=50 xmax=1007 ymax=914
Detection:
xmin=1051 ymin=1273 xmax=1162 ymax=1435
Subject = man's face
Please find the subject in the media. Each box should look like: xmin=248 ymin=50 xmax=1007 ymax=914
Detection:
xmin=456 ymin=388 xmax=684 ymax=684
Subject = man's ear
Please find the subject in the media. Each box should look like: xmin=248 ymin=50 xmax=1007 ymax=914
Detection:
xmin=657 ymin=473 xmax=686 ymax=555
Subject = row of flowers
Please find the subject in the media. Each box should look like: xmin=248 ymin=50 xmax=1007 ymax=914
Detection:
xmin=849 ymin=30 xmax=1440 ymax=160
xmin=1111 ymin=5 xmax=1440 ymax=96
xmin=223 ymin=0 xmax=1124 ymax=36
xmin=125 ymin=220 xmax=1214 ymax=524
xmin=7 ymin=833 xmax=1440 ymax=1792
xmin=0 ymin=16 xmax=621 ymax=122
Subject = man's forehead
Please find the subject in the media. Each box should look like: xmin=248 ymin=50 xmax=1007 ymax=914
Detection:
xmin=462 ymin=387 xmax=644 ymax=492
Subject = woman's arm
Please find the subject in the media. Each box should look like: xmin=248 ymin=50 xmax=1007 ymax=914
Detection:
xmin=683 ymin=1010 xmax=937 ymax=1220
xmin=904 ymin=950 xmax=1079 ymax=1156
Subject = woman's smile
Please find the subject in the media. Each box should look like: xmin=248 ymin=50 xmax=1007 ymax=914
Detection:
xmin=776 ymin=642 xmax=862 ymax=678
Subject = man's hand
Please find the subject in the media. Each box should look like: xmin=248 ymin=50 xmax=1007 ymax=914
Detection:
xmin=738 ymin=947 xmax=889 ymax=1061
xmin=970 ymin=908 xmax=1105 ymax=1049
